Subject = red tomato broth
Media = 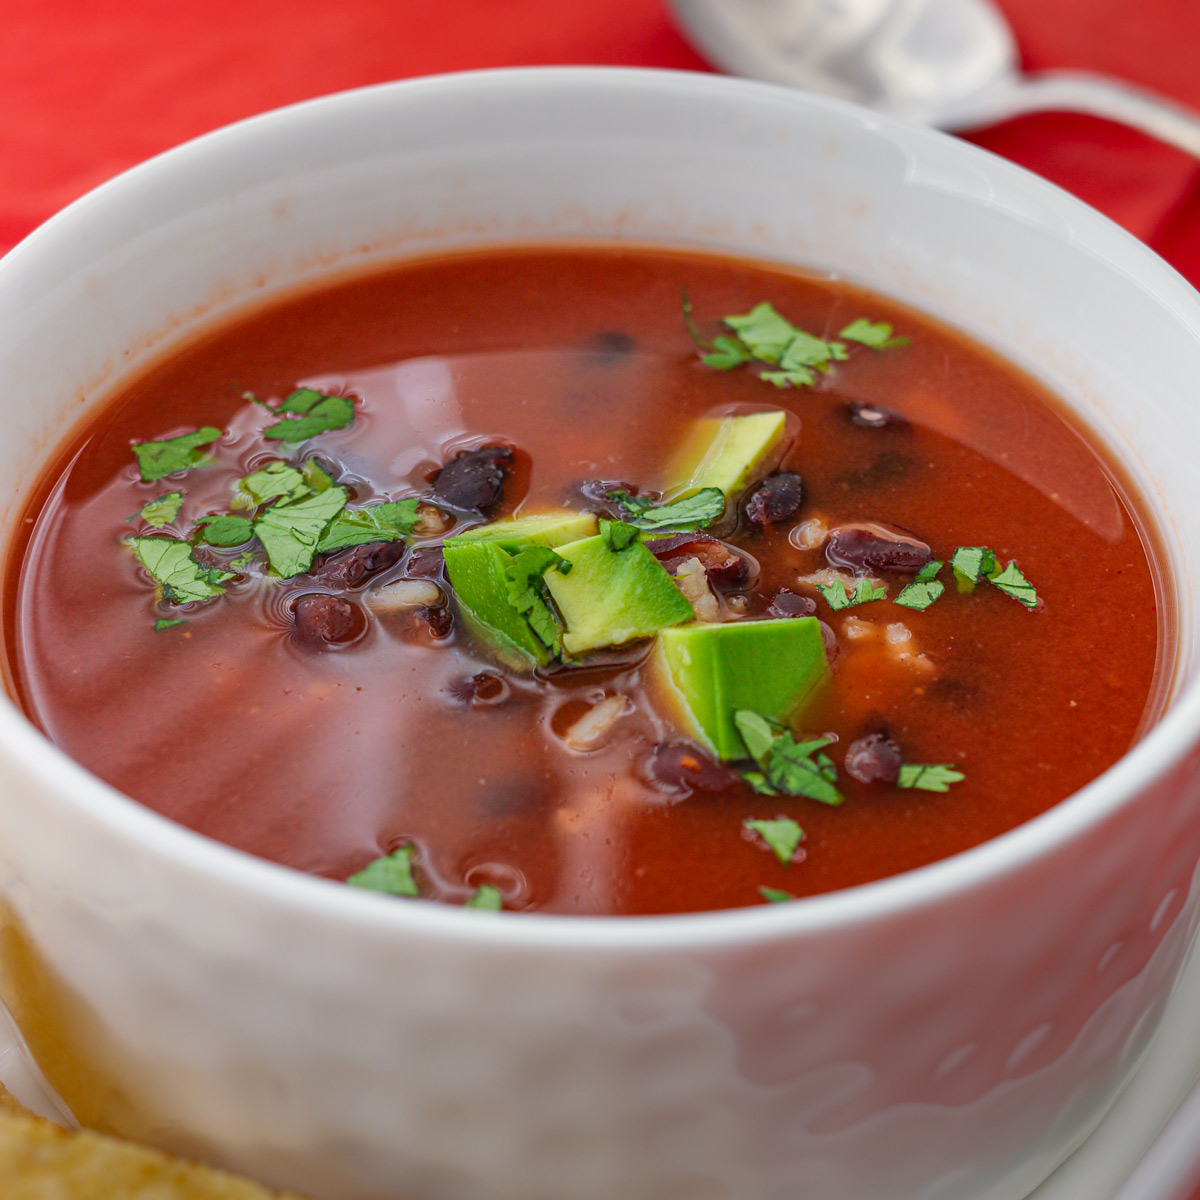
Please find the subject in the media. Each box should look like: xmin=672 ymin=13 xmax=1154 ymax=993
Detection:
xmin=2 ymin=246 xmax=1166 ymax=915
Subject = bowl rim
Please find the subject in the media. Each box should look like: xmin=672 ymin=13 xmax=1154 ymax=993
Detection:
xmin=3 ymin=64 xmax=1199 ymax=949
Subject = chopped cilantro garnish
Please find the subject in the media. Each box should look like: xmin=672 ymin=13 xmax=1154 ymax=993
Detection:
xmin=253 ymin=486 xmax=348 ymax=578
xmin=599 ymin=517 xmax=640 ymax=551
xmin=234 ymin=461 xmax=310 ymax=508
xmin=987 ymin=560 xmax=1039 ymax=608
xmin=734 ymin=711 xmax=844 ymax=806
xmin=897 ymin=763 xmax=965 ymax=792
xmin=839 ymin=318 xmax=910 ymax=350
xmin=132 ymin=492 xmax=183 ymax=528
xmin=194 ymin=514 xmax=254 ymax=548
xmin=758 ymin=886 xmax=796 ymax=904
xmin=950 ymin=546 xmax=995 ymax=592
xmin=465 ymin=885 xmax=504 ymax=911
xmin=229 ymin=550 xmax=256 ymax=571
xmin=153 ymin=617 xmax=185 ymax=633
xmin=894 ymin=560 xmax=944 ymax=611
xmin=317 ymin=499 xmax=421 ymax=554
xmin=504 ymin=546 xmax=568 ymax=652
xmin=262 ymin=388 xmax=355 ymax=444
xmin=606 ymin=487 xmax=725 ymax=531
xmin=302 ymin=458 xmax=335 ymax=493
xmin=132 ymin=427 xmax=221 ymax=483
xmin=347 ymin=844 xmax=418 ymax=897
xmin=683 ymin=297 xmax=907 ymax=388
xmin=128 ymin=537 xmax=233 ymax=604
xmin=743 ymin=817 xmax=805 ymax=865
xmin=816 ymin=578 xmax=887 ymax=611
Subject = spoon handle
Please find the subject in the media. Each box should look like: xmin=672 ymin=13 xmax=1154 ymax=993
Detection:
xmin=939 ymin=70 xmax=1200 ymax=158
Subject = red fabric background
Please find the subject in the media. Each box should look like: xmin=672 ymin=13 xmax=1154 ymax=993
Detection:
xmin=4 ymin=0 xmax=1200 ymax=279
xmin=4 ymin=0 xmax=1200 ymax=1190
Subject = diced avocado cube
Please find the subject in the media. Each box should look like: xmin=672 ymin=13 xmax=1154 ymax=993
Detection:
xmin=663 ymin=411 xmax=787 ymax=502
xmin=652 ymin=617 xmax=827 ymax=760
xmin=543 ymin=535 xmax=694 ymax=656
xmin=446 ymin=511 xmax=597 ymax=549
xmin=442 ymin=539 xmax=551 ymax=670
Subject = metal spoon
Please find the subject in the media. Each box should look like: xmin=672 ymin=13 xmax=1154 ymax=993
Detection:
xmin=670 ymin=0 xmax=1200 ymax=156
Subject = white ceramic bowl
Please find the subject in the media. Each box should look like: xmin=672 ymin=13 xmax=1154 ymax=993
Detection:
xmin=2 ymin=68 xmax=1200 ymax=1200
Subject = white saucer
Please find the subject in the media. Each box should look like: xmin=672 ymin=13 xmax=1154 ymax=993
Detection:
xmin=3 ymin=945 xmax=1200 ymax=1199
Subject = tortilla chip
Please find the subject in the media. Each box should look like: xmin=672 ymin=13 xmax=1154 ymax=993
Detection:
xmin=0 ymin=1084 xmax=310 ymax=1198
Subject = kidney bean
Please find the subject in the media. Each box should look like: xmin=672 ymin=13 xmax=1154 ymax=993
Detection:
xmin=768 ymin=589 xmax=818 ymax=618
xmin=844 ymin=732 xmax=903 ymax=785
xmin=645 ymin=740 xmax=738 ymax=796
xmin=291 ymin=593 xmax=367 ymax=649
xmin=825 ymin=522 xmax=932 ymax=574
xmin=847 ymin=401 xmax=905 ymax=430
xmin=745 ymin=471 xmax=804 ymax=527
xmin=312 ymin=539 xmax=406 ymax=588
xmin=432 ymin=444 xmax=514 ymax=512
xmin=645 ymin=532 xmax=749 ymax=587
xmin=403 ymin=545 xmax=445 ymax=580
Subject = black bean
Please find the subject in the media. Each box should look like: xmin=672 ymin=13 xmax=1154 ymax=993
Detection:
xmin=745 ymin=472 xmax=804 ymax=527
xmin=825 ymin=522 xmax=931 ymax=574
xmin=403 ymin=545 xmax=445 ymax=580
xmin=768 ymin=589 xmax=818 ymax=618
xmin=291 ymin=593 xmax=367 ymax=649
xmin=645 ymin=532 xmax=750 ymax=587
xmin=432 ymin=444 xmax=514 ymax=512
xmin=844 ymin=732 xmax=903 ymax=785
xmin=847 ymin=401 xmax=905 ymax=430
xmin=417 ymin=606 xmax=454 ymax=640
xmin=311 ymin=539 xmax=406 ymax=588
xmin=448 ymin=672 xmax=510 ymax=707
xmin=583 ymin=330 xmax=636 ymax=363
xmin=645 ymin=740 xmax=737 ymax=796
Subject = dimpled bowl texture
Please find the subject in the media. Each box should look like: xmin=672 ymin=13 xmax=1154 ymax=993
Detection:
xmin=1 ymin=69 xmax=1200 ymax=1200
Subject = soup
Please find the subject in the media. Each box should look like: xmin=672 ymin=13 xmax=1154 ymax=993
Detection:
xmin=3 ymin=246 xmax=1165 ymax=915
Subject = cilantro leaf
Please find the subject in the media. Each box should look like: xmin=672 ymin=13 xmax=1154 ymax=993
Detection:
xmin=347 ymin=844 xmax=418 ymax=897
xmin=128 ymin=537 xmax=233 ymax=604
xmin=987 ymin=560 xmax=1039 ymax=609
xmin=132 ymin=492 xmax=183 ymax=528
xmin=194 ymin=514 xmax=254 ymax=548
xmin=606 ymin=487 xmax=725 ymax=532
xmin=759 ymin=367 xmax=816 ymax=388
xmin=733 ymin=710 xmax=844 ymax=806
xmin=758 ymin=886 xmax=796 ymax=904
xmin=317 ymin=499 xmax=421 ymax=554
xmin=153 ymin=618 xmax=185 ymax=633
xmin=504 ymin=546 xmax=568 ymax=652
xmin=816 ymin=578 xmax=887 ymax=611
xmin=897 ymin=764 xmax=965 ymax=792
xmin=234 ymin=461 xmax=310 ymax=509
xmin=839 ymin=318 xmax=910 ymax=350
xmin=253 ymin=486 xmax=348 ymax=578
xmin=262 ymin=388 xmax=355 ymax=443
xmin=599 ymin=517 xmax=640 ymax=551
xmin=703 ymin=336 xmax=754 ymax=370
xmin=950 ymin=546 xmax=996 ymax=593
xmin=302 ymin=458 xmax=335 ymax=493
xmin=465 ymin=885 xmax=504 ymax=911
xmin=894 ymin=560 xmax=945 ymax=611
xmin=132 ymin=427 xmax=221 ymax=483
xmin=724 ymin=302 xmax=802 ymax=364
xmin=743 ymin=817 xmax=805 ymax=864
xmin=229 ymin=551 xmax=256 ymax=571
xmin=778 ymin=329 xmax=847 ymax=370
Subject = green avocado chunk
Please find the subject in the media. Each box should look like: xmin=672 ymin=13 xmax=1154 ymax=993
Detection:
xmin=543 ymin=535 xmax=694 ymax=656
xmin=652 ymin=617 xmax=828 ymax=760
xmin=442 ymin=512 xmax=599 ymax=670
xmin=442 ymin=539 xmax=552 ymax=669
xmin=663 ymin=411 xmax=787 ymax=502
xmin=447 ymin=511 xmax=598 ymax=549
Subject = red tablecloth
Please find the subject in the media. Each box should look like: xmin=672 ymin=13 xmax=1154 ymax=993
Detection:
xmin=4 ymin=1 xmax=1200 ymax=1195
